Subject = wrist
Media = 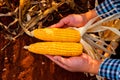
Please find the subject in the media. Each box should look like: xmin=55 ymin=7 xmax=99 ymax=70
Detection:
xmin=84 ymin=9 xmax=98 ymax=22
xmin=88 ymin=59 xmax=102 ymax=74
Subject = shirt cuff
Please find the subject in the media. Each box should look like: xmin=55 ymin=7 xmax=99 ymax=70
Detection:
xmin=98 ymin=58 xmax=120 ymax=80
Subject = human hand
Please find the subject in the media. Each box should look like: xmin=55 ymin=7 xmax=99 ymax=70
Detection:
xmin=50 ymin=10 xmax=97 ymax=28
xmin=45 ymin=53 xmax=101 ymax=74
xmin=50 ymin=14 xmax=88 ymax=28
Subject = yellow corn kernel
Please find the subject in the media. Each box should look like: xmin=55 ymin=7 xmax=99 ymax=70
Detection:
xmin=32 ymin=28 xmax=80 ymax=42
xmin=26 ymin=42 xmax=83 ymax=56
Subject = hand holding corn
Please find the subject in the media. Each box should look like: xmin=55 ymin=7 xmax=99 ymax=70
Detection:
xmin=45 ymin=53 xmax=101 ymax=74
xmin=25 ymin=10 xmax=97 ymax=56
xmin=49 ymin=10 xmax=97 ymax=28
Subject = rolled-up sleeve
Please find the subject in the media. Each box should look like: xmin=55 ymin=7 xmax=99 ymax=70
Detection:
xmin=98 ymin=58 xmax=120 ymax=80
xmin=95 ymin=0 xmax=120 ymax=18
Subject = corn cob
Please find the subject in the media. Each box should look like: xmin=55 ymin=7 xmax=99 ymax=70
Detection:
xmin=31 ymin=28 xmax=81 ymax=42
xmin=25 ymin=42 xmax=83 ymax=56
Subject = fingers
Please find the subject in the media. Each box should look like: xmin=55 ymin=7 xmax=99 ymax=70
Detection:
xmin=44 ymin=55 xmax=73 ymax=71
xmin=50 ymin=16 xmax=70 ymax=28
xmin=50 ymin=21 xmax=66 ymax=28
xmin=53 ymin=56 xmax=70 ymax=66
xmin=50 ymin=23 xmax=63 ymax=28
xmin=44 ymin=54 xmax=54 ymax=60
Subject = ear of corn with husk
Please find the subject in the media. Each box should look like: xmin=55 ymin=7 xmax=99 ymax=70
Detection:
xmin=24 ymin=42 xmax=83 ymax=56
xmin=31 ymin=28 xmax=81 ymax=42
xmin=25 ymin=27 xmax=83 ymax=56
xmin=24 ymin=13 xmax=120 ymax=58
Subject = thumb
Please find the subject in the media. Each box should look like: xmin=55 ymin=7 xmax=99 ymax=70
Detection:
xmin=50 ymin=17 xmax=69 ymax=28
